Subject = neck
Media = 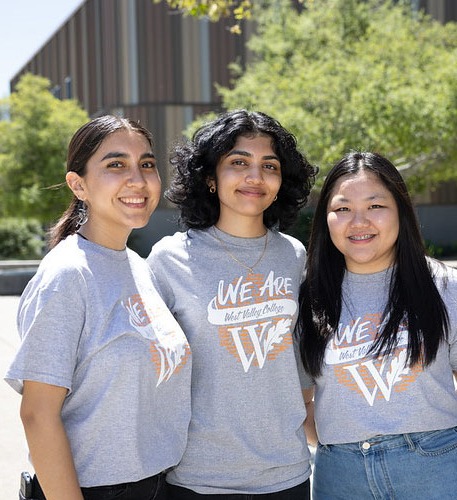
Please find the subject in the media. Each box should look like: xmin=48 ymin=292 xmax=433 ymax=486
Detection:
xmin=215 ymin=218 xmax=267 ymax=238
xmin=77 ymin=225 xmax=128 ymax=251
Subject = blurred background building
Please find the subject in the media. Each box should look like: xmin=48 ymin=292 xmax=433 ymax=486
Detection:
xmin=9 ymin=0 xmax=457 ymax=252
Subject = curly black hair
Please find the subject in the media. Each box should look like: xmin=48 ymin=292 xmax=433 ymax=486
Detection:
xmin=166 ymin=109 xmax=317 ymax=230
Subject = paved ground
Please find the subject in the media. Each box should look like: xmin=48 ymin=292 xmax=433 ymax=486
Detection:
xmin=0 ymin=295 xmax=32 ymax=500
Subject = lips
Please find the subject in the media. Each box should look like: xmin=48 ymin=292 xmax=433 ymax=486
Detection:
xmin=237 ymin=188 xmax=265 ymax=197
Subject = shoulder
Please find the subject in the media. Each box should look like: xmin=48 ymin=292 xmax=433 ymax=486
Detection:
xmin=271 ymin=231 xmax=306 ymax=257
xmin=428 ymin=257 xmax=457 ymax=281
xmin=34 ymin=235 xmax=88 ymax=281
xmin=20 ymin=237 xmax=89 ymax=308
xmin=147 ymin=231 xmax=189 ymax=260
xmin=428 ymin=257 xmax=457 ymax=297
xmin=147 ymin=229 xmax=210 ymax=261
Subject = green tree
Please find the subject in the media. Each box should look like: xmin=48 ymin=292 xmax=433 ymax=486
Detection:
xmin=0 ymin=73 xmax=89 ymax=223
xmin=154 ymin=0 xmax=252 ymax=20
xmin=154 ymin=0 xmax=252 ymax=32
xmin=215 ymin=0 xmax=457 ymax=192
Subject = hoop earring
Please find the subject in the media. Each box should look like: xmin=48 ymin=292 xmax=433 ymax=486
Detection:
xmin=209 ymin=186 xmax=216 ymax=194
xmin=273 ymin=195 xmax=278 ymax=201
xmin=76 ymin=201 xmax=89 ymax=226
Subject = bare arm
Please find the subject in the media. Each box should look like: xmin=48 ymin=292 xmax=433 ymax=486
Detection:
xmin=303 ymin=387 xmax=318 ymax=447
xmin=21 ymin=381 xmax=84 ymax=500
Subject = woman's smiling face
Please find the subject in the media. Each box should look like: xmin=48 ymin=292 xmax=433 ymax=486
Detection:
xmin=67 ymin=129 xmax=161 ymax=249
xmin=326 ymin=169 xmax=399 ymax=274
xmin=210 ymin=134 xmax=282 ymax=234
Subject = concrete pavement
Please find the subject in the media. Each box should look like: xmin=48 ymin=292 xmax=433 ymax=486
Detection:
xmin=0 ymin=295 xmax=32 ymax=500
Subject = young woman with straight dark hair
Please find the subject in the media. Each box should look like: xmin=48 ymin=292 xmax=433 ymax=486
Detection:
xmin=6 ymin=115 xmax=191 ymax=500
xmin=298 ymin=151 xmax=457 ymax=499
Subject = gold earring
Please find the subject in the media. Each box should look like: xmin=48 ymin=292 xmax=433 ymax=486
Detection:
xmin=209 ymin=186 xmax=216 ymax=194
xmin=274 ymin=195 xmax=278 ymax=201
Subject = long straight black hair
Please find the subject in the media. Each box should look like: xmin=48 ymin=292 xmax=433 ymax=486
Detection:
xmin=298 ymin=151 xmax=449 ymax=378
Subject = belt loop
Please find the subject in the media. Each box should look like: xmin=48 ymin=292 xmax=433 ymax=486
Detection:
xmin=403 ymin=433 xmax=415 ymax=451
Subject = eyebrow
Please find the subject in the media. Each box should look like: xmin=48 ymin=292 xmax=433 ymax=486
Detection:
xmin=332 ymin=193 xmax=389 ymax=202
xmin=225 ymin=149 xmax=279 ymax=161
xmin=101 ymin=151 xmax=155 ymax=161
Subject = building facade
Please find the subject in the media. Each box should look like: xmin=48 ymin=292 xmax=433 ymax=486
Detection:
xmin=11 ymin=0 xmax=252 ymax=190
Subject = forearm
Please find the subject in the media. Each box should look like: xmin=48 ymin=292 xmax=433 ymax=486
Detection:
xmin=303 ymin=387 xmax=318 ymax=447
xmin=21 ymin=381 xmax=83 ymax=500
xmin=22 ymin=414 xmax=83 ymax=499
xmin=304 ymin=400 xmax=318 ymax=447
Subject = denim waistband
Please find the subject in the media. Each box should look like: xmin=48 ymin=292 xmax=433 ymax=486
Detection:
xmin=323 ymin=426 xmax=457 ymax=454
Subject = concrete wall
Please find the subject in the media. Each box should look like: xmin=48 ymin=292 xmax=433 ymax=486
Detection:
xmin=416 ymin=204 xmax=457 ymax=246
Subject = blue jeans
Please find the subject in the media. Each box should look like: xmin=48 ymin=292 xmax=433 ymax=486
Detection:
xmin=313 ymin=427 xmax=457 ymax=499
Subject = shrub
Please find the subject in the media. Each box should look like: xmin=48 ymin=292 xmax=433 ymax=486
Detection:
xmin=0 ymin=218 xmax=45 ymax=259
xmin=286 ymin=209 xmax=314 ymax=247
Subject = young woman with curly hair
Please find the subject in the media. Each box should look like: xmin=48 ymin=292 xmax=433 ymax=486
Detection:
xmin=147 ymin=109 xmax=317 ymax=500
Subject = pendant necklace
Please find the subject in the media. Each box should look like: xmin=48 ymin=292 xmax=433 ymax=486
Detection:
xmin=212 ymin=226 xmax=268 ymax=274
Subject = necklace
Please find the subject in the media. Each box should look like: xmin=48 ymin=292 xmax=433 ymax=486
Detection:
xmin=212 ymin=227 xmax=268 ymax=274
xmin=76 ymin=232 xmax=89 ymax=241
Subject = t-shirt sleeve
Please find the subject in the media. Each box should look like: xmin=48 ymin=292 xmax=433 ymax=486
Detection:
xmin=293 ymin=330 xmax=314 ymax=389
xmin=5 ymin=268 xmax=86 ymax=394
xmin=146 ymin=244 xmax=176 ymax=311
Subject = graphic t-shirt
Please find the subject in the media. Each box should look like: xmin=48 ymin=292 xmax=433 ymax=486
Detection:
xmin=6 ymin=234 xmax=192 ymax=487
xmin=312 ymin=262 xmax=457 ymax=445
xmin=147 ymin=227 xmax=312 ymax=494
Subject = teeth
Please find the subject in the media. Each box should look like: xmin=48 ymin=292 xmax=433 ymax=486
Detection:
xmin=121 ymin=197 xmax=145 ymax=204
xmin=350 ymin=234 xmax=373 ymax=240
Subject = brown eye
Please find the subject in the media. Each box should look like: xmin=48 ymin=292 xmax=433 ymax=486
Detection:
xmin=107 ymin=161 xmax=124 ymax=168
xmin=142 ymin=161 xmax=156 ymax=169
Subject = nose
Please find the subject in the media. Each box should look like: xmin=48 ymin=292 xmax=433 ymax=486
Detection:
xmin=127 ymin=166 xmax=147 ymax=187
xmin=350 ymin=210 xmax=369 ymax=226
xmin=246 ymin=164 xmax=264 ymax=184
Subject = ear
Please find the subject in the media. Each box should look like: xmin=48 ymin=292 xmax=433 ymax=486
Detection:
xmin=66 ymin=171 xmax=86 ymax=200
xmin=206 ymin=177 xmax=216 ymax=190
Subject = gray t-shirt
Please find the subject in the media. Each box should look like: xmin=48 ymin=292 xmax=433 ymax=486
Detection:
xmin=5 ymin=234 xmax=192 ymax=487
xmin=312 ymin=261 xmax=457 ymax=445
xmin=147 ymin=227 xmax=312 ymax=494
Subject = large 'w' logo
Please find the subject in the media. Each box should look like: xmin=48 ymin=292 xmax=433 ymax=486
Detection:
xmin=227 ymin=319 xmax=291 ymax=372
xmin=208 ymin=271 xmax=297 ymax=372
xmin=327 ymin=313 xmax=422 ymax=405
xmin=342 ymin=351 xmax=411 ymax=406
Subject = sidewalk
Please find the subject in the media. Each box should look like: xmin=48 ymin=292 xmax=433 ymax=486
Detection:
xmin=0 ymin=295 xmax=32 ymax=499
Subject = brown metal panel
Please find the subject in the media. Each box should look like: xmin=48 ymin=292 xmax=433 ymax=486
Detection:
xmin=445 ymin=0 xmax=457 ymax=21
xmin=99 ymin=0 xmax=118 ymax=108
xmin=84 ymin=0 xmax=101 ymax=114
xmin=208 ymin=18 xmax=248 ymax=102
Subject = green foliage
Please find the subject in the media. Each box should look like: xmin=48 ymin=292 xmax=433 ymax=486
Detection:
xmin=153 ymin=0 xmax=252 ymax=21
xmin=286 ymin=208 xmax=314 ymax=246
xmin=0 ymin=218 xmax=45 ymax=259
xmin=0 ymin=74 xmax=89 ymax=224
xmin=425 ymin=241 xmax=457 ymax=259
xmin=215 ymin=0 xmax=457 ymax=193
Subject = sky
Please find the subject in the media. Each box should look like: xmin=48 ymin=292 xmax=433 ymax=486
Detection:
xmin=0 ymin=0 xmax=83 ymax=98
